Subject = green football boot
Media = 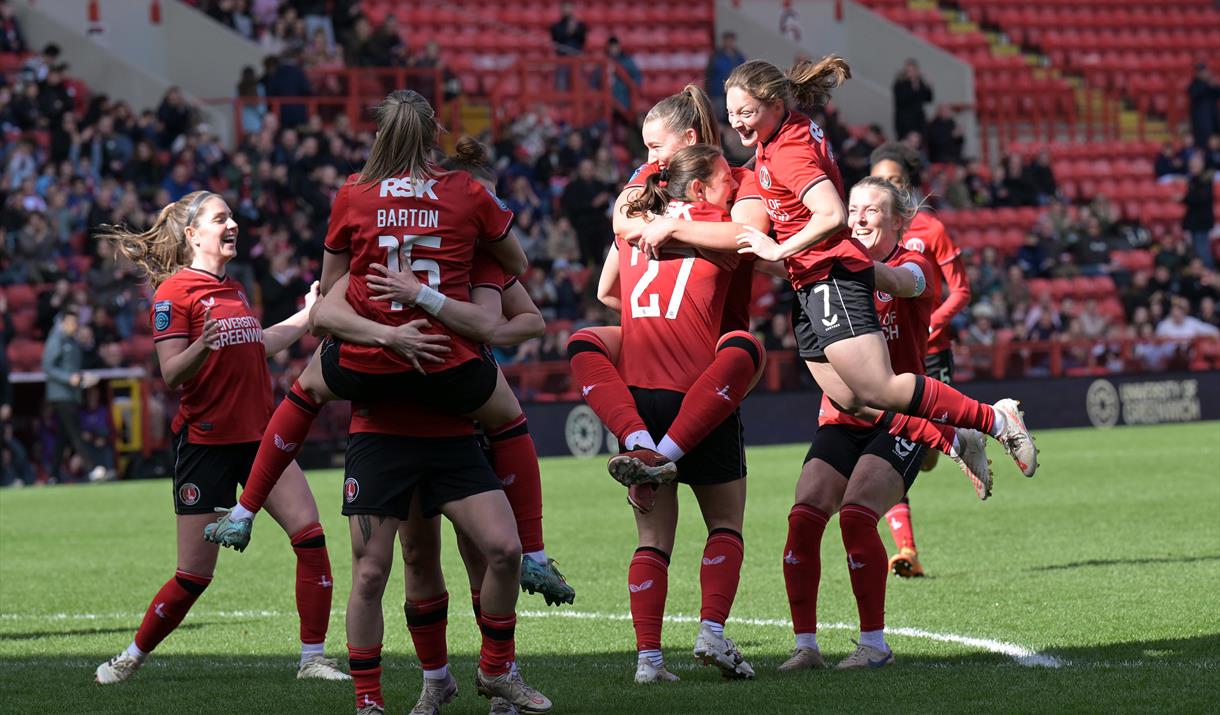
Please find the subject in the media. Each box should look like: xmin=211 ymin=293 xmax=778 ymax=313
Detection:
xmin=203 ymin=507 xmax=253 ymax=552
xmin=520 ymin=557 xmax=575 ymax=606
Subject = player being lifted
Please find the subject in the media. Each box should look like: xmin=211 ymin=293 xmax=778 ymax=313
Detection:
xmin=94 ymin=192 xmax=347 ymax=685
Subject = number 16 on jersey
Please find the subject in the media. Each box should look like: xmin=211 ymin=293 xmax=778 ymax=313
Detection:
xmin=377 ymin=234 xmax=442 ymax=311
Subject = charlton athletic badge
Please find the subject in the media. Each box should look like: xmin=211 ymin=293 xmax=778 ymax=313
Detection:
xmin=343 ymin=477 xmax=359 ymax=503
xmin=178 ymin=482 xmax=201 ymax=506
xmin=759 ymin=165 xmax=772 ymax=190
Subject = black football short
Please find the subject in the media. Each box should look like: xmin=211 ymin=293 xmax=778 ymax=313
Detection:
xmin=320 ymin=337 xmax=498 ymax=415
xmin=792 ymin=261 xmax=883 ymax=360
xmin=626 ymin=387 xmax=745 ymax=485
xmin=341 ymin=432 xmax=501 ymax=520
xmin=924 ymin=349 xmax=955 ymax=384
xmin=804 ymin=424 xmax=926 ymax=493
xmin=171 ymin=431 xmax=258 ymax=515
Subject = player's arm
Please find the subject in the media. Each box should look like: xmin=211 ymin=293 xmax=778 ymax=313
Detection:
xmin=320 ymin=249 xmax=350 ymax=295
xmin=929 ymin=254 xmax=971 ymax=336
xmin=753 ymin=259 xmax=787 ymax=279
xmin=738 ymin=181 xmax=846 ymax=262
xmin=155 ymin=310 xmax=221 ymax=389
xmin=320 ymin=183 xmax=353 ymax=294
xmin=487 ymin=281 xmax=546 ymax=346
xmin=597 ymin=244 xmax=622 ymax=311
xmin=483 ymin=230 xmax=529 ymax=276
xmin=366 ymin=262 xmax=499 ymax=343
xmin=262 ymin=281 xmax=320 ymax=356
xmin=309 ymin=273 xmax=451 ymax=371
xmin=874 ymin=259 xmax=927 ymax=298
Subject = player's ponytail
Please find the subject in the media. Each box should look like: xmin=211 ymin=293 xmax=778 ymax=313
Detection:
xmin=726 ymin=55 xmax=850 ymax=111
xmin=359 ymin=89 xmax=439 ymax=185
xmin=624 ymin=144 xmax=723 ymax=218
xmin=853 ymin=176 xmax=922 ymax=237
xmin=644 ymin=84 xmax=721 ymax=148
xmin=440 ymin=135 xmax=495 ymax=185
xmin=97 ymin=190 xmax=217 ymax=288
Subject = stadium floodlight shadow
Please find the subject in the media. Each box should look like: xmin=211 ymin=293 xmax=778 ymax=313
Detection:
xmin=1026 ymin=554 xmax=1220 ymax=572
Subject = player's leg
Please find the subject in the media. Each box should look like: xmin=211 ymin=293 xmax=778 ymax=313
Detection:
xmin=629 ymin=481 xmax=680 ymax=683
xmin=919 ymin=349 xmax=954 ymax=475
xmin=347 ymin=512 xmax=400 ymax=714
xmin=835 ymin=434 xmax=921 ymax=670
xmin=778 ymin=429 xmax=852 ymax=672
xmin=263 ymin=459 xmax=348 ymax=680
xmin=689 ymin=477 xmax=754 ymax=679
xmin=884 ymin=497 xmax=923 ymax=578
xmin=96 ymin=512 xmax=218 ymax=684
xmin=398 ymin=501 xmax=459 ymax=714
xmin=472 ymin=370 xmax=574 ymax=606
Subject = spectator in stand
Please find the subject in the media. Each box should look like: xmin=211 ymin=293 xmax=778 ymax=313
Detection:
xmin=1199 ymin=296 xmax=1219 ymax=329
xmin=41 ymin=308 xmax=102 ymax=482
xmin=260 ymin=249 xmax=309 ymax=326
xmin=21 ymin=43 xmax=59 ymax=85
xmin=1155 ymin=140 xmax=1187 ymax=181
xmin=993 ymin=154 xmax=1040 ymax=207
xmin=604 ymin=36 xmax=641 ymax=115
xmin=1068 ymin=213 xmax=1115 ymax=276
xmin=236 ymin=65 xmax=267 ymax=135
xmin=1016 ymin=231 xmax=1053 ymax=278
xmin=925 ymin=104 xmax=963 ymax=164
xmin=705 ymin=32 xmax=747 ymax=121
xmin=156 ymin=88 xmax=195 ymax=151
xmin=892 ymin=59 xmax=932 ymax=144
xmin=1024 ymin=149 xmax=1058 ymax=204
xmin=840 ymin=124 xmax=885 ymax=190
xmin=0 ymin=0 xmax=25 ymax=54
xmin=369 ymin=14 xmax=408 ymax=68
xmin=1187 ymin=62 xmax=1220 ymax=147
xmin=263 ymin=50 xmax=312 ymax=129
xmin=550 ymin=2 xmax=586 ymax=91
xmin=0 ymin=293 xmax=10 ymax=414
xmin=411 ymin=41 xmax=461 ymax=104
xmin=1157 ymin=296 xmax=1220 ymax=343
xmin=1182 ymin=153 xmax=1216 ymax=268
xmin=0 ymin=420 xmax=35 ymax=487
xmin=302 ymin=29 xmax=345 ymax=96
xmin=1079 ymin=298 xmax=1109 ymax=338
xmin=561 ymin=158 xmax=612 ymax=268
xmin=295 ymin=0 xmax=335 ymax=49
xmin=78 ymin=384 xmax=117 ymax=480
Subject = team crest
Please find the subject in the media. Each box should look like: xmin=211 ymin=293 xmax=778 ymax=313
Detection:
xmin=876 ymin=291 xmax=894 ymax=303
xmin=905 ymin=237 xmax=926 ymax=253
xmin=178 ymin=482 xmax=200 ymax=506
xmin=153 ymin=300 xmax=172 ymax=331
xmin=343 ymin=477 xmax=359 ymax=503
xmin=759 ymin=165 xmax=772 ymax=190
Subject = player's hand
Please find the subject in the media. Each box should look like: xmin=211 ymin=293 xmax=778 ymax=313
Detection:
xmin=302 ymin=280 xmax=320 ymax=313
xmin=625 ymin=217 xmax=676 ymax=260
xmin=368 ymin=262 xmax=423 ymax=306
xmin=199 ymin=308 xmax=222 ymax=351
xmin=386 ymin=319 xmax=451 ymax=372
xmin=736 ymin=225 xmax=784 ymax=262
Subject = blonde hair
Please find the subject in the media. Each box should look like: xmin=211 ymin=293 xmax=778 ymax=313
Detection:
xmin=643 ymin=84 xmax=720 ymax=148
xmin=725 ymin=56 xmax=851 ymax=111
xmin=358 ymin=90 xmax=439 ymax=185
xmin=852 ymin=176 xmax=922 ymax=236
xmin=98 ymin=190 xmax=219 ymax=287
xmin=624 ymin=144 xmax=723 ymax=218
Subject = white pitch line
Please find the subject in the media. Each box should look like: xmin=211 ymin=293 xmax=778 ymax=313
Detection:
xmin=0 ymin=608 xmax=1062 ymax=668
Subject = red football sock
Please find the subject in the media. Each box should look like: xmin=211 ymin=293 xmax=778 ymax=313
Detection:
xmin=348 ymin=643 xmax=384 ymax=711
xmin=478 ymin=612 xmax=516 ymax=675
xmin=840 ymin=504 xmax=887 ymax=633
xmin=567 ymin=330 xmax=647 ymax=442
xmin=699 ymin=528 xmax=744 ymax=625
xmin=885 ymin=498 xmax=916 ymax=553
xmin=628 ymin=547 xmax=669 ymax=651
xmin=290 ymin=523 xmax=332 ymax=645
xmin=783 ymin=505 xmax=828 ymax=636
xmin=906 ymin=374 xmax=995 ymax=434
xmin=665 ymin=331 xmax=763 ymax=454
xmin=879 ymin=411 xmax=956 ymax=455
xmin=133 ymin=569 xmax=212 ymax=653
xmin=405 ymin=591 xmax=449 ymax=671
xmin=488 ymin=415 xmax=544 ymax=554
xmin=238 ymin=382 xmax=319 ymax=513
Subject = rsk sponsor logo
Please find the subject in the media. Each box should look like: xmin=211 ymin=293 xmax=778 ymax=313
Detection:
xmin=379 ymin=177 xmax=439 ymax=199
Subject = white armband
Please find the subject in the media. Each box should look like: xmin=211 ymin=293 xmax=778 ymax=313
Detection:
xmin=900 ymin=262 xmax=926 ymax=296
xmin=415 ymin=285 xmax=448 ymax=316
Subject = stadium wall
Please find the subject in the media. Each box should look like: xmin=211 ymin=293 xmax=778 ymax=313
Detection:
xmin=715 ymin=0 xmax=978 ymax=159
xmin=516 ymin=371 xmax=1220 ymax=458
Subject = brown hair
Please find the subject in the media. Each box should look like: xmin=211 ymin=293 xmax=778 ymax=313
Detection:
xmin=725 ymin=56 xmax=851 ymax=111
xmin=97 ymin=191 xmax=221 ymax=288
xmin=624 ymin=144 xmax=723 ymax=218
xmin=358 ymin=90 xmax=439 ymax=184
xmin=439 ymin=135 xmax=495 ymax=185
xmin=869 ymin=141 xmax=923 ymax=188
xmin=851 ymin=176 xmax=921 ymax=236
xmin=643 ymin=84 xmax=720 ymax=148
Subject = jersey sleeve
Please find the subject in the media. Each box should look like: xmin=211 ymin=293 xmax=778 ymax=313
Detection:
xmin=904 ymin=252 xmax=939 ymax=304
xmin=926 ymin=216 xmax=961 ymax=265
xmin=769 ymin=136 xmax=828 ymax=202
xmin=624 ymin=162 xmax=657 ymax=190
xmin=323 ymin=180 xmax=354 ymax=253
xmin=732 ymin=167 xmax=761 ymax=202
xmin=470 ymin=251 xmax=509 ymax=293
xmin=151 ymin=281 xmax=192 ymax=343
xmin=471 ymin=181 xmax=515 ymax=242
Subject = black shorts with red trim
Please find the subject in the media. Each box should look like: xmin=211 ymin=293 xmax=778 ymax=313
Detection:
xmin=320 ymin=337 xmax=498 ymax=415
xmin=804 ymin=424 xmax=925 ymax=493
xmin=791 ymin=261 xmax=883 ymax=360
xmin=171 ymin=430 xmax=258 ymax=515
xmin=924 ymin=349 xmax=954 ymax=384
xmin=341 ymin=432 xmax=502 ymax=520
xmin=625 ymin=387 xmax=745 ymax=486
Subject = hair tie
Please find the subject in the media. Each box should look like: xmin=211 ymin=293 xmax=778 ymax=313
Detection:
xmin=658 ymin=168 xmax=669 ymax=188
xmin=182 ymin=192 xmax=215 ymax=236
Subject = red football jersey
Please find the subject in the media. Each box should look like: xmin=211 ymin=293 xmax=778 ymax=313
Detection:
xmin=616 ymin=200 xmax=737 ymax=392
xmin=323 ymin=169 xmax=514 ymax=374
xmin=470 ymin=248 xmax=516 ymax=293
xmin=151 ymin=267 xmax=273 ymax=444
xmin=819 ymin=246 xmax=938 ymax=428
xmin=349 ymin=401 xmax=474 ymax=437
xmin=903 ymin=211 xmax=963 ymax=354
xmin=755 ymin=111 xmax=872 ymax=290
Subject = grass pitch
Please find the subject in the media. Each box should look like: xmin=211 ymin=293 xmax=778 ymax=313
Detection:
xmin=2 ymin=422 xmax=1218 ymax=714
